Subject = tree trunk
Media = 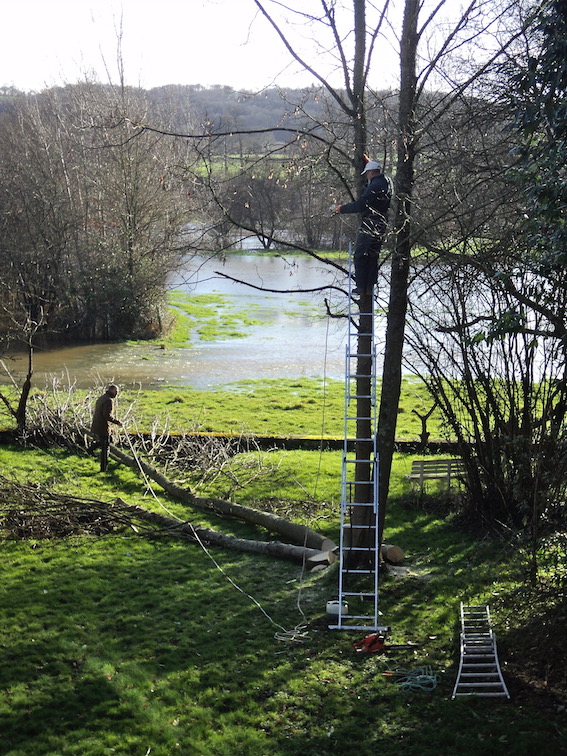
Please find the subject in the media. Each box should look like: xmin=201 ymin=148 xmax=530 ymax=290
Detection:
xmin=353 ymin=0 xmax=368 ymax=189
xmin=346 ymin=294 xmax=376 ymax=567
xmin=377 ymin=0 xmax=419 ymax=545
xmin=15 ymin=342 xmax=34 ymax=433
xmin=118 ymin=500 xmax=322 ymax=565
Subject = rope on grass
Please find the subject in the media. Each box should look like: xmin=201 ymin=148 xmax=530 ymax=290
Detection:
xmin=382 ymin=664 xmax=439 ymax=692
xmin=123 ymin=429 xmax=312 ymax=644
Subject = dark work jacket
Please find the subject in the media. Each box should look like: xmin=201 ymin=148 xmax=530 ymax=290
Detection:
xmin=91 ymin=392 xmax=119 ymax=437
xmin=339 ymin=174 xmax=392 ymax=235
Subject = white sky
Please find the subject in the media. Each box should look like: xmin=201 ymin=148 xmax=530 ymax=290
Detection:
xmin=2 ymin=0 xmax=480 ymax=94
xmin=1 ymin=0 xmax=338 ymax=92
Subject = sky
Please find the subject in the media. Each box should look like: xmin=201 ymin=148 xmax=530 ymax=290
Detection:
xmin=1 ymin=0 xmax=335 ymax=93
xmin=1 ymin=0 xmax=476 ymax=95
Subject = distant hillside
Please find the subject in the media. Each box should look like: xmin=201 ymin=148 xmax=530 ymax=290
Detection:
xmin=146 ymin=84 xmax=328 ymax=134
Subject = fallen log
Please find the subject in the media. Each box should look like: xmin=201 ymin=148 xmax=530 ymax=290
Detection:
xmin=0 ymin=474 xmax=325 ymax=566
xmin=117 ymin=500 xmax=322 ymax=565
xmin=108 ymin=443 xmax=336 ymax=552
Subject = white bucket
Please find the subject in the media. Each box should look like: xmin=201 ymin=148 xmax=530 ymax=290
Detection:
xmin=326 ymin=600 xmax=348 ymax=617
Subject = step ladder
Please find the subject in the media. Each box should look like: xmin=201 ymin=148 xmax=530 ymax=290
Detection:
xmin=329 ymin=246 xmax=388 ymax=633
xmin=452 ymin=602 xmax=510 ymax=699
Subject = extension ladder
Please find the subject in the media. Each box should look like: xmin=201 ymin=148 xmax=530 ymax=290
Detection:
xmin=329 ymin=246 xmax=387 ymax=633
xmin=452 ymin=603 xmax=510 ymax=699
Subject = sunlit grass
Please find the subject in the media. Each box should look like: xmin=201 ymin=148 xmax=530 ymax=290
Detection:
xmin=0 ymin=443 xmax=564 ymax=755
xmin=120 ymin=376 xmax=447 ymax=440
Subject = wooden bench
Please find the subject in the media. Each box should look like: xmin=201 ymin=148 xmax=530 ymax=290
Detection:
xmin=405 ymin=458 xmax=466 ymax=491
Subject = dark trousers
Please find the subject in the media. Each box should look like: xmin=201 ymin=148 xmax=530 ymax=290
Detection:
xmin=354 ymin=230 xmax=384 ymax=294
xmin=89 ymin=435 xmax=110 ymax=472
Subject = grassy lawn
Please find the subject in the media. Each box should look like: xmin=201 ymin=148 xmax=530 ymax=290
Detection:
xmin=125 ymin=375 xmax=441 ymax=439
xmin=0 ymin=437 xmax=565 ymax=755
xmin=0 ymin=375 xmax=443 ymax=441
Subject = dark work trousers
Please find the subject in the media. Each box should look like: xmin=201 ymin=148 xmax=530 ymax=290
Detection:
xmin=354 ymin=229 xmax=384 ymax=294
xmin=89 ymin=435 xmax=110 ymax=472
xmin=99 ymin=436 xmax=110 ymax=472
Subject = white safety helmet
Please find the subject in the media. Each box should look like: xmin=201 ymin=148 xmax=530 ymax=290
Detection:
xmin=361 ymin=161 xmax=382 ymax=174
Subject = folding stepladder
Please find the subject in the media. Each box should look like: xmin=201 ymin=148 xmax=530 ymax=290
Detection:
xmin=452 ymin=603 xmax=510 ymax=699
xmin=328 ymin=246 xmax=388 ymax=633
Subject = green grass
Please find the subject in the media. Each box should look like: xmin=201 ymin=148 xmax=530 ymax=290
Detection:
xmin=168 ymin=291 xmax=265 ymax=343
xmin=112 ymin=376 xmax=447 ymax=439
xmin=1 ymin=376 xmax=446 ymax=439
xmin=125 ymin=291 xmax=268 ymax=349
xmin=0 ymin=442 xmax=565 ymax=755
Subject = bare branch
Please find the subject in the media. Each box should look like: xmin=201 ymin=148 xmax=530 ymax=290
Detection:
xmin=214 ymin=269 xmax=349 ymax=298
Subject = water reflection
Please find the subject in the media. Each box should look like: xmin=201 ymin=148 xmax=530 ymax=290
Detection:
xmin=3 ymin=255 xmax=366 ymax=390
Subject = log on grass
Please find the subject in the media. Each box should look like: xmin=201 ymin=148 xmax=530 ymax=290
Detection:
xmin=120 ymin=500 xmax=322 ymax=565
xmin=381 ymin=544 xmax=405 ymax=564
xmin=108 ymin=443 xmax=334 ymax=551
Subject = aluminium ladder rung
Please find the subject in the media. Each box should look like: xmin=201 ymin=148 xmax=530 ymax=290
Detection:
xmin=334 ymin=244 xmax=382 ymax=632
xmin=462 ymin=661 xmax=498 ymax=666
xmin=454 ymin=693 xmax=510 ymax=698
xmin=328 ymin=625 xmax=390 ymax=632
xmin=452 ymin=602 xmax=510 ymax=699
xmin=344 ymin=461 xmax=378 ymax=468
xmin=344 ymin=457 xmax=375 ymax=467
xmin=343 ymin=489 xmax=376 ymax=494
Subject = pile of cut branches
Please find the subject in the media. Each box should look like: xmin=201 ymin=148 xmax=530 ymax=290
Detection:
xmin=0 ymin=475 xmax=155 ymax=540
xmin=0 ymin=474 xmax=332 ymax=566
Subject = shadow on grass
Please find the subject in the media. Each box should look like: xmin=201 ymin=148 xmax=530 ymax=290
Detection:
xmin=1 ymin=509 xmax=565 ymax=755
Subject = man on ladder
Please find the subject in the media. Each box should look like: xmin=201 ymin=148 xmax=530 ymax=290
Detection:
xmin=328 ymin=159 xmax=392 ymax=631
xmin=333 ymin=160 xmax=392 ymax=296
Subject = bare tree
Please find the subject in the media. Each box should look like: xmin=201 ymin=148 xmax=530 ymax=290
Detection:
xmin=0 ymin=83 xmax=194 ymax=344
xmin=237 ymin=1 xmax=533 ymax=548
xmin=107 ymin=1 xmax=535 ymax=555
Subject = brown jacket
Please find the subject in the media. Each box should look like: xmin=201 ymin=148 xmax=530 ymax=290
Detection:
xmin=91 ymin=392 xmax=120 ymax=437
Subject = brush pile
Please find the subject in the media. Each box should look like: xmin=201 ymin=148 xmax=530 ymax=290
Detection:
xmin=0 ymin=475 xmax=149 ymax=539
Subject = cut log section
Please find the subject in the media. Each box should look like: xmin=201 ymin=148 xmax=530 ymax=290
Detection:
xmin=381 ymin=544 xmax=405 ymax=564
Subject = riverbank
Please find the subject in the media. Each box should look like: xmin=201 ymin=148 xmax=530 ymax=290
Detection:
xmin=0 ymin=253 xmax=359 ymax=390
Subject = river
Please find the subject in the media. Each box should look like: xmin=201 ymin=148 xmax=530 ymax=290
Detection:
xmin=3 ymin=254 xmax=384 ymax=390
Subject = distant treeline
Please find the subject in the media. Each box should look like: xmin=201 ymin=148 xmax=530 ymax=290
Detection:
xmin=0 ymin=83 xmax=395 ymax=144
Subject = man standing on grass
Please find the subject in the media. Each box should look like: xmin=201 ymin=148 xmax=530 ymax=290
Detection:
xmin=334 ymin=160 xmax=392 ymax=296
xmin=90 ymin=384 xmax=122 ymax=472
